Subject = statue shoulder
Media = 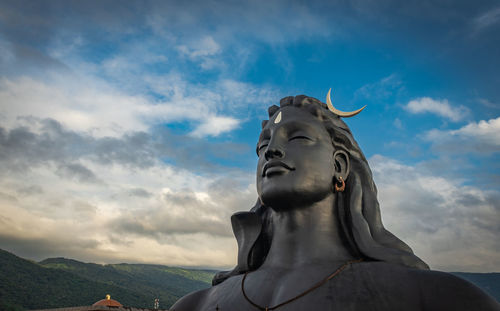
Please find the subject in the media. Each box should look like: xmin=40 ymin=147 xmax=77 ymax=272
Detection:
xmin=355 ymin=262 xmax=498 ymax=310
xmin=169 ymin=287 xmax=210 ymax=311
xmin=170 ymin=275 xmax=244 ymax=311
xmin=414 ymin=269 xmax=500 ymax=311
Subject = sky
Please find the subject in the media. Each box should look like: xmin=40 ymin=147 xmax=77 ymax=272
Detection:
xmin=0 ymin=0 xmax=499 ymax=272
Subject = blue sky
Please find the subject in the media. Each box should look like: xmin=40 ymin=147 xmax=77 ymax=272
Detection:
xmin=0 ymin=0 xmax=499 ymax=272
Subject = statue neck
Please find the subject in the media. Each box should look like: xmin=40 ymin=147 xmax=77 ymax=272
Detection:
xmin=261 ymin=193 xmax=357 ymax=269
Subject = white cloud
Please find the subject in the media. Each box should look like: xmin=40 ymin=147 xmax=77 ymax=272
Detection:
xmin=354 ymin=74 xmax=404 ymax=101
xmin=177 ymin=36 xmax=223 ymax=70
xmin=453 ymin=117 xmax=500 ymax=141
xmin=477 ymin=98 xmax=498 ymax=109
xmin=0 ymin=113 xmax=257 ymax=267
xmin=146 ymin=1 xmax=335 ymax=46
xmin=0 ymin=72 xmax=272 ymax=138
xmin=177 ymin=36 xmax=221 ymax=59
xmin=405 ymin=97 xmax=469 ymax=121
xmin=0 ymin=75 xmax=150 ymax=137
xmin=393 ymin=117 xmax=403 ymax=130
xmin=370 ymin=155 xmax=500 ymax=272
xmin=0 ymin=143 xmax=256 ymax=267
xmin=0 ymin=23 xmax=274 ymax=267
xmin=424 ymin=117 xmax=500 ymax=153
xmin=472 ymin=6 xmax=500 ymax=31
xmin=0 ymin=36 xmax=15 ymax=64
xmin=0 ymin=23 xmax=279 ymax=139
xmin=191 ymin=115 xmax=240 ymax=137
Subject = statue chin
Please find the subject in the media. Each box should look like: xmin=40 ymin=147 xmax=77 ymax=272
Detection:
xmin=258 ymin=185 xmax=333 ymax=212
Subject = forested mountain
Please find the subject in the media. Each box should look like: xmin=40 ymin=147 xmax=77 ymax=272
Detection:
xmin=39 ymin=257 xmax=214 ymax=308
xmin=0 ymin=249 xmax=213 ymax=310
xmin=1 ymin=248 xmax=498 ymax=311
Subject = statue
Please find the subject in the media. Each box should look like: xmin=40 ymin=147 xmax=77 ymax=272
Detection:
xmin=171 ymin=92 xmax=499 ymax=311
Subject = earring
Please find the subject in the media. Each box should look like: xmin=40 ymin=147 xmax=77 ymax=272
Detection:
xmin=335 ymin=176 xmax=345 ymax=192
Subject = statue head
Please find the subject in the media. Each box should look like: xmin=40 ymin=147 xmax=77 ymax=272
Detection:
xmin=212 ymin=94 xmax=428 ymax=285
xmin=256 ymin=103 xmax=342 ymax=210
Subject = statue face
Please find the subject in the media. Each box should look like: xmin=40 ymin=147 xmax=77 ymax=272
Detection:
xmin=256 ymin=106 xmax=335 ymax=210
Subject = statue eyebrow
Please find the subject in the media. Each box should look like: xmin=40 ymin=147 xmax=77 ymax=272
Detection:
xmin=258 ymin=120 xmax=317 ymax=143
xmin=284 ymin=121 xmax=316 ymax=135
xmin=289 ymin=126 xmax=314 ymax=135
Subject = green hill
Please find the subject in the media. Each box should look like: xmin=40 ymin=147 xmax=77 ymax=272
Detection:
xmin=0 ymin=249 xmax=153 ymax=309
xmin=38 ymin=258 xmax=214 ymax=308
xmin=0 ymin=249 xmax=214 ymax=310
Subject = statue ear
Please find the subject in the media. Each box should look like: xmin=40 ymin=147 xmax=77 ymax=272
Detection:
xmin=333 ymin=150 xmax=350 ymax=181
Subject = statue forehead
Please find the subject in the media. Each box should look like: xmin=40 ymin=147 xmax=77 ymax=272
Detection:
xmin=260 ymin=106 xmax=327 ymax=137
xmin=270 ymin=106 xmax=317 ymax=124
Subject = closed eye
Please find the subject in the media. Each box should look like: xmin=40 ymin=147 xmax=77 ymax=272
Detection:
xmin=256 ymin=142 xmax=269 ymax=155
xmin=289 ymin=136 xmax=312 ymax=141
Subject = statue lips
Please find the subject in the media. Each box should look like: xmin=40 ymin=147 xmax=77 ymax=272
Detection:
xmin=262 ymin=161 xmax=295 ymax=177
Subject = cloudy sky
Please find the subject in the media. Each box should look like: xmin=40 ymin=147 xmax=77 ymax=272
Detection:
xmin=0 ymin=0 xmax=499 ymax=272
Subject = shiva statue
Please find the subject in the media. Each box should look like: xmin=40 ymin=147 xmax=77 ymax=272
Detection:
xmin=171 ymin=91 xmax=499 ymax=311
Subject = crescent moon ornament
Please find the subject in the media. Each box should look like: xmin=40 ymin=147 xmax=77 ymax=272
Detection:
xmin=326 ymin=88 xmax=366 ymax=117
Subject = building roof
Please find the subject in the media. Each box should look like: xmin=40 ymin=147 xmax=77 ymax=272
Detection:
xmin=92 ymin=295 xmax=123 ymax=307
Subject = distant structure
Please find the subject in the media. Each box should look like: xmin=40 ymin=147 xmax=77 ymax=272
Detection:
xmin=30 ymin=295 xmax=169 ymax=311
xmin=93 ymin=295 xmax=123 ymax=307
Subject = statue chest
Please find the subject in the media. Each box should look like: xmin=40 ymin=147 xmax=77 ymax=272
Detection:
xmin=202 ymin=266 xmax=423 ymax=311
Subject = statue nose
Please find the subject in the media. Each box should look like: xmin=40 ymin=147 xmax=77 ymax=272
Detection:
xmin=265 ymin=147 xmax=284 ymax=160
